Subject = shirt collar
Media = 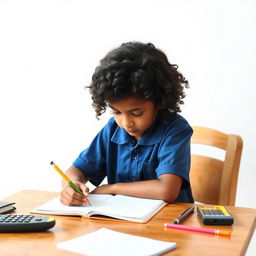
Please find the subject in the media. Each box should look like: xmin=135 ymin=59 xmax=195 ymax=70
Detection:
xmin=111 ymin=115 xmax=171 ymax=146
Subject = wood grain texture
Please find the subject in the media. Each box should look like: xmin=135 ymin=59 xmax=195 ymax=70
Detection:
xmin=0 ymin=190 xmax=255 ymax=256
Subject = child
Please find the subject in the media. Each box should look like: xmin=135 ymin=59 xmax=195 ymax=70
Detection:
xmin=60 ymin=42 xmax=194 ymax=206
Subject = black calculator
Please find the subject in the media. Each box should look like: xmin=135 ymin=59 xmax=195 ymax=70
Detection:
xmin=197 ymin=206 xmax=233 ymax=225
xmin=0 ymin=214 xmax=56 ymax=232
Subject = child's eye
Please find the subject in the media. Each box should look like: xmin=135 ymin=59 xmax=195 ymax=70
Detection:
xmin=111 ymin=110 xmax=121 ymax=115
xmin=132 ymin=112 xmax=143 ymax=117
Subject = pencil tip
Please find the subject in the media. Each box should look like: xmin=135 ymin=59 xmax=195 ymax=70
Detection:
xmin=50 ymin=161 xmax=54 ymax=165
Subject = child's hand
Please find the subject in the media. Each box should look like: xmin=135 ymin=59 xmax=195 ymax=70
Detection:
xmin=60 ymin=182 xmax=90 ymax=206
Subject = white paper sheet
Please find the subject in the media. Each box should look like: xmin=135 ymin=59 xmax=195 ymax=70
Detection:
xmin=57 ymin=228 xmax=176 ymax=256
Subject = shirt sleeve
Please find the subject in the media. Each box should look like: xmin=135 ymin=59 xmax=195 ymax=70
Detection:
xmin=156 ymin=119 xmax=193 ymax=189
xmin=73 ymin=119 xmax=114 ymax=186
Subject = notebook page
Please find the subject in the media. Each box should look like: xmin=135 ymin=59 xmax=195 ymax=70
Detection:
xmin=32 ymin=194 xmax=113 ymax=215
xmin=88 ymin=195 xmax=165 ymax=221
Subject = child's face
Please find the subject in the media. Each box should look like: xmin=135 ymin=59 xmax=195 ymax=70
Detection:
xmin=109 ymin=97 xmax=159 ymax=141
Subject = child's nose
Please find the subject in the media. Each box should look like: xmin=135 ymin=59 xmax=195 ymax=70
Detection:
xmin=122 ymin=116 xmax=134 ymax=128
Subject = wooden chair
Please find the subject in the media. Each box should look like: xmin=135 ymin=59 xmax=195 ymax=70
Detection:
xmin=190 ymin=126 xmax=243 ymax=206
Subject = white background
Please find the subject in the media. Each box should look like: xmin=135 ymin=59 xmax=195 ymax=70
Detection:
xmin=0 ymin=0 xmax=255 ymax=253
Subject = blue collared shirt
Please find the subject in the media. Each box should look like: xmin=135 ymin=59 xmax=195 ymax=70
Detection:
xmin=73 ymin=114 xmax=194 ymax=203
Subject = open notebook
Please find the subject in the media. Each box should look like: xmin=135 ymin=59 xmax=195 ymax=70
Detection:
xmin=31 ymin=194 xmax=167 ymax=223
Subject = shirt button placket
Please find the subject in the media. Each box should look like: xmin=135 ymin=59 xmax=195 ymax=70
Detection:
xmin=131 ymin=149 xmax=137 ymax=160
xmin=130 ymin=148 xmax=138 ymax=181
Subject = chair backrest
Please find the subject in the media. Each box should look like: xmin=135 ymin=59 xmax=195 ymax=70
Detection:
xmin=190 ymin=126 xmax=243 ymax=206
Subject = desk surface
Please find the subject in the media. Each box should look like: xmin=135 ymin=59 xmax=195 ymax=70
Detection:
xmin=0 ymin=190 xmax=255 ymax=256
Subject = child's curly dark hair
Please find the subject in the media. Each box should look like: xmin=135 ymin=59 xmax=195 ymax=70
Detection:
xmin=88 ymin=42 xmax=189 ymax=119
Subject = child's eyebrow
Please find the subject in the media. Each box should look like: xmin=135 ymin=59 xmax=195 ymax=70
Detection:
xmin=108 ymin=104 xmax=116 ymax=110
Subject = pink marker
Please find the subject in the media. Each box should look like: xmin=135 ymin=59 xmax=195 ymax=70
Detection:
xmin=164 ymin=223 xmax=231 ymax=236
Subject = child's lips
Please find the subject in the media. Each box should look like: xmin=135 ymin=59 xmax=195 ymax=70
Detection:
xmin=127 ymin=129 xmax=137 ymax=134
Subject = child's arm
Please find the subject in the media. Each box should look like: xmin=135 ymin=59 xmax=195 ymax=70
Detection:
xmin=60 ymin=165 xmax=90 ymax=206
xmin=91 ymin=173 xmax=182 ymax=203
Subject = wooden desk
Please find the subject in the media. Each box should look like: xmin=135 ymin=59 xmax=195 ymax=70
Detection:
xmin=0 ymin=190 xmax=255 ymax=256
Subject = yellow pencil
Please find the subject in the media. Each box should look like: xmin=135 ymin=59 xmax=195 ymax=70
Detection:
xmin=50 ymin=161 xmax=91 ymax=205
